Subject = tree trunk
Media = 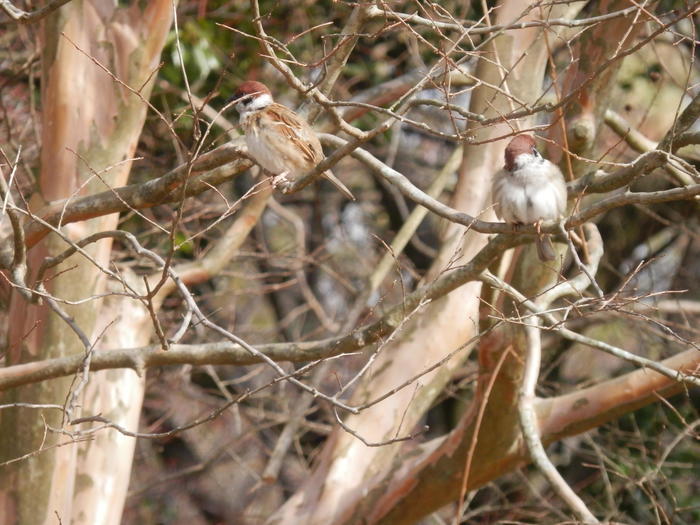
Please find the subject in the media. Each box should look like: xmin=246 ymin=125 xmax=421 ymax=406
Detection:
xmin=0 ymin=2 xmax=172 ymax=523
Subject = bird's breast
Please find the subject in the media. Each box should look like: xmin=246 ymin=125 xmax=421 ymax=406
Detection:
xmin=492 ymin=164 xmax=566 ymax=223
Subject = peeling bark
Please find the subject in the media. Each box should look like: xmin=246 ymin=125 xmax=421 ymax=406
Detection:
xmin=0 ymin=2 xmax=173 ymax=523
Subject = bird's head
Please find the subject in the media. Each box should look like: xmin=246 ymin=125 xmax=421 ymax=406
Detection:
xmin=228 ymin=81 xmax=273 ymax=115
xmin=504 ymin=135 xmax=542 ymax=171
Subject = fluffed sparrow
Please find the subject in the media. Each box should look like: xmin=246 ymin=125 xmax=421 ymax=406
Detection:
xmin=491 ymin=135 xmax=567 ymax=261
xmin=230 ymin=81 xmax=354 ymax=200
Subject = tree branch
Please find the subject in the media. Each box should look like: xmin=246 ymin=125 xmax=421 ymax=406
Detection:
xmin=519 ymin=317 xmax=599 ymax=523
xmin=0 ymin=233 xmax=519 ymax=391
xmin=366 ymin=4 xmax=639 ymax=35
xmin=0 ymin=0 xmax=72 ymax=24
xmin=16 ymin=139 xmax=251 ymax=253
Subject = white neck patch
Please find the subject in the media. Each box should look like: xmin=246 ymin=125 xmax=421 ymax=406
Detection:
xmin=513 ymin=152 xmax=540 ymax=170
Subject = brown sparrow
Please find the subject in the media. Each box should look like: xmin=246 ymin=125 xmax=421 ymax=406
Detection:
xmin=492 ymin=135 xmax=567 ymax=261
xmin=230 ymin=81 xmax=354 ymax=200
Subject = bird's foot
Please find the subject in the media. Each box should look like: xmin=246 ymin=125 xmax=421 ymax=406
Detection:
xmin=271 ymin=171 xmax=292 ymax=193
xmin=534 ymin=219 xmax=543 ymax=236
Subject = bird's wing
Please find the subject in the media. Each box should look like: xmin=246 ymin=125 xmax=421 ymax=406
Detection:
xmin=258 ymin=104 xmax=355 ymax=200
xmin=491 ymin=169 xmax=508 ymax=220
xmin=265 ymin=103 xmax=324 ymax=165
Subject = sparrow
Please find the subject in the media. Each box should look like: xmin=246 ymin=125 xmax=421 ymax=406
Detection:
xmin=230 ymin=80 xmax=354 ymax=200
xmin=491 ymin=135 xmax=567 ymax=261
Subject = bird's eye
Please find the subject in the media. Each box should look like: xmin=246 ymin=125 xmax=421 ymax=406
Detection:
xmin=532 ymin=146 xmax=542 ymax=159
xmin=226 ymin=93 xmax=245 ymax=105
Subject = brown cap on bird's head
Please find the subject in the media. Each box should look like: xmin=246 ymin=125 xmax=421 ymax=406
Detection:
xmin=229 ymin=80 xmax=272 ymax=104
xmin=504 ymin=135 xmax=537 ymax=171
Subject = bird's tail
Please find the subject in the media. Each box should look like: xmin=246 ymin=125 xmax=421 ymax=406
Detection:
xmin=324 ymin=171 xmax=355 ymax=201
xmin=536 ymin=234 xmax=556 ymax=261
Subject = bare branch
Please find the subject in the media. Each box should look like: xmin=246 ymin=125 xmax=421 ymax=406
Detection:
xmin=480 ymin=271 xmax=700 ymax=389
xmin=366 ymin=4 xmax=639 ymax=35
xmin=518 ymin=316 xmax=599 ymax=523
xmin=16 ymin=139 xmax=251 ymax=253
xmin=0 ymin=0 xmax=72 ymax=24
xmin=659 ymin=91 xmax=700 ymax=152
xmin=0 ymin=233 xmax=521 ymax=392
xmin=0 ymin=149 xmax=28 ymax=297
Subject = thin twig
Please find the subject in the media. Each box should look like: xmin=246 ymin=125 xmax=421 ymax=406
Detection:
xmin=0 ymin=0 xmax=72 ymax=24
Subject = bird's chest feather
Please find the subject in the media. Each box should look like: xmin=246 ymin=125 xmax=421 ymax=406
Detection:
xmin=495 ymin=162 xmax=565 ymax=223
